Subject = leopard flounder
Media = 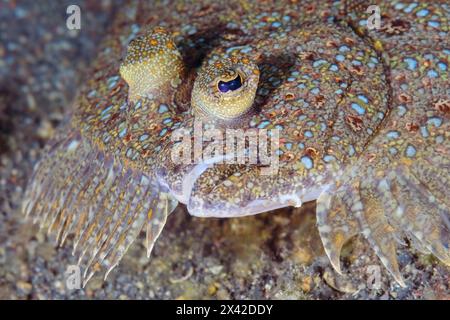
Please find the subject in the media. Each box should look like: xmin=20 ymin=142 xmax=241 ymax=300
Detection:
xmin=22 ymin=0 xmax=449 ymax=287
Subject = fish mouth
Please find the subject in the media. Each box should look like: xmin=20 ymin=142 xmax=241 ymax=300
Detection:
xmin=177 ymin=160 xmax=330 ymax=218
xmin=159 ymin=121 xmax=331 ymax=217
xmin=187 ymin=183 xmax=329 ymax=218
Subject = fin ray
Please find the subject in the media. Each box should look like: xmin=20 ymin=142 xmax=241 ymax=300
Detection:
xmin=23 ymin=131 xmax=178 ymax=284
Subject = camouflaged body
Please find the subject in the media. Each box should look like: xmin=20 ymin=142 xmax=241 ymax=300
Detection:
xmin=23 ymin=0 xmax=449 ymax=286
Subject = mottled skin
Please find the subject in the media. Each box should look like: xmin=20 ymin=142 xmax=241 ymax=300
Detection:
xmin=22 ymin=0 xmax=449 ymax=287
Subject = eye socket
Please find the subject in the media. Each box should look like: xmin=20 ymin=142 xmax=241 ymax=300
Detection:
xmin=218 ymin=75 xmax=243 ymax=93
xmin=191 ymin=56 xmax=259 ymax=121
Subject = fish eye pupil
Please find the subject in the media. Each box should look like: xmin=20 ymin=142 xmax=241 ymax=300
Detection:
xmin=218 ymin=75 xmax=242 ymax=93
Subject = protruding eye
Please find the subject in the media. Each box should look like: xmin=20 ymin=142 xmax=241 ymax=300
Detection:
xmin=192 ymin=56 xmax=259 ymax=121
xmin=218 ymin=75 xmax=242 ymax=93
xmin=120 ymin=26 xmax=185 ymax=103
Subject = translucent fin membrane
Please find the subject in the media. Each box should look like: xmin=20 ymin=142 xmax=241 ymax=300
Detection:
xmin=22 ymin=131 xmax=177 ymax=285
xmin=317 ymin=162 xmax=450 ymax=287
xmin=316 ymin=185 xmax=359 ymax=275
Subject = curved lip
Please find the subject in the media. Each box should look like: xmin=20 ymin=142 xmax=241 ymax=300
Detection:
xmin=187 ymin=182 xmax=331 ymax=218
xmin=161 ymin=144 xmax=334 ymax=218
xmin=188 ymin=198 xmax=293 ymax=218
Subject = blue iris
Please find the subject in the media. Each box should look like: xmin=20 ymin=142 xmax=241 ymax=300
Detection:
xmin=218 ymin=75 xmax=242 ymax=93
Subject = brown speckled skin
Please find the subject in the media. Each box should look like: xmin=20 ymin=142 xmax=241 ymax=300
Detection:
xmin=23 ymin=0 xmax=449 ymax=286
